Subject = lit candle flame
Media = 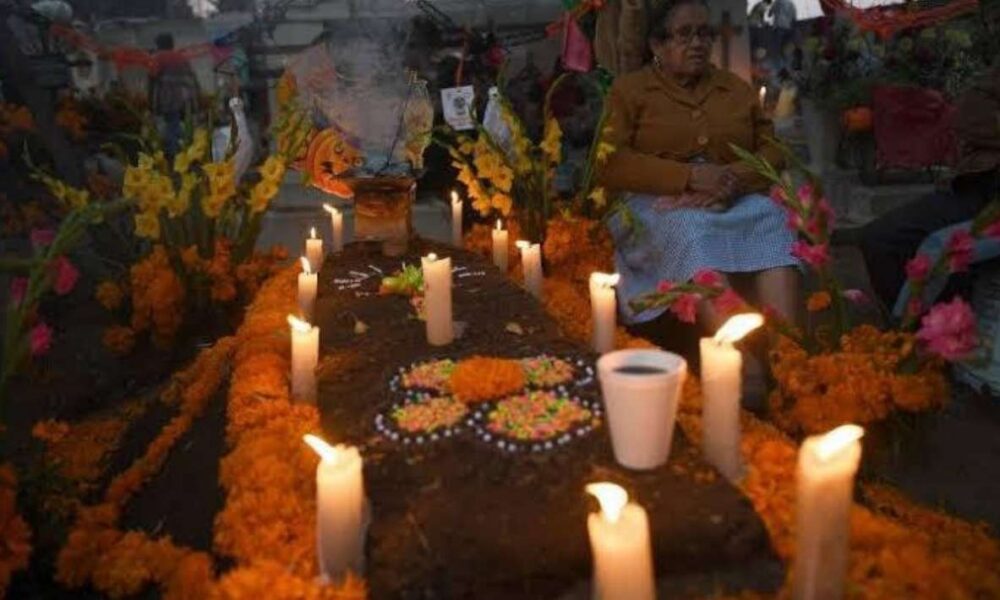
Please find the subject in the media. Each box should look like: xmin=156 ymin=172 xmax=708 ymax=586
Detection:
xmin=451 ymin=190 xmax=460 ymax=205
xmin=303 ymin=434 xmax=337 ymax=463
xmin=713 ymin=313 xmax=764 ymax=345
xmin=426 ymin=252 xmax=438 ymax=262
xmin=591 ymin=272 xmax=620 ymax=289
xmin=322 ymin=203 xmax=340 ymax=216
xmin=515 ymin=240 xmax=531 ymax=251
xmin=310 ymin=227 xmax=317 ymax=239
xmin=814 ymin=424 xmax=864 ymax=463
xmin=495 ymin=219 xmax=503 ymax=231
xmin=759 ymin=86 xmax=766 ymax=103
xmin=287 ymin=314 xmax=313 ymax=334
xmin=586 ymin=482 xmax=628 ymax=524
xmin=300 ymin=256 xmax=312 ymax=275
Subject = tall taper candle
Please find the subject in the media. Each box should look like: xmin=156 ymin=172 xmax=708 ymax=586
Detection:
xmin=491 ymin=219 xmax=509 ymax=272
xmin=586 ymin=482 xmax=656 ymax=600
xmin=450 ymin=191 xmax=463 ymax=247
xmin=306 ymin=226 xmax=324 ymax=272
xmin=288 ymin=315 xmax=319 ymax=403
xmin=303 ymin=435 xmax=365 ymax=582
xmin=515 ymin=240 xmax=543 ymax=299
xmin=421 ymin=253 xmax=454 ymax=346
xmin=323 ymin=203 xmax=344 ymax=253
xmin=589 ymin=272 xmax=620 ymax=354
xmin=793 ymin=424 xmax=864 ymax=600
xmin=700 ymin=313 xmax=763 ymax=481
xmin=297 ymin=257 xmax=318 ymax=321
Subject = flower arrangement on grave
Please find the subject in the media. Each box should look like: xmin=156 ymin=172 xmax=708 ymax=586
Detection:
xmin=630 ymin=142 xmax=996 ymax=435
xmin=31 ymin=120 xmax=309 ymax=352
xmin=438 ymin=76 xmax=614 ymax=243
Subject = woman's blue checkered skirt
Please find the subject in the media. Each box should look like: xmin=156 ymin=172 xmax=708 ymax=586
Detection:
xmin=607 ymin=193 xmax=798 ymax=324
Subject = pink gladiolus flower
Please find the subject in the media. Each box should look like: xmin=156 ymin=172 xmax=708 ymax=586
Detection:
xmin=905 ymin=254 xmax=932 ymax=282
xmin=30 ymin=228 xmax=55 ymax=248
xmin=9 ymin=277 xmax=27 ymax=305
xmin=692 ymin=269 xmax=723 ymax=288
xmin=670 ymin=292 xmax=700 ymax=323
xmin=51 ymin=256 xmax=79 ymax=296
xmin=796 ymin=183 xmax=815 ymax=209
xmin=712 ymin=288 xmax=744 ymax=315
xmin=791 ymin=241 xmax=830 ymax=268
xmin=946 ymin=229 xmax=975 ymax=273
xmin=842 ymin=289 xmax=868 ymax=304
xmin=785 ymin=210 xmax=803 ymax=232
xmin=29 ymin=322 xmax=53 ymax=356
xmin=916 ymin=297 xmax=978 ymax=361
xmin=656 ymin=280 xmax=675 ymax=294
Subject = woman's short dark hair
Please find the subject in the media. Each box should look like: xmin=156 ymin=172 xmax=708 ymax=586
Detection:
xmin=647 ymin=0 xmax=710 ymax=42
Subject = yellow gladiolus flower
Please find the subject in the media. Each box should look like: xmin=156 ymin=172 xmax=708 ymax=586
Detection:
xmin=249 ymin=180 xmax=280 ymax=214
xmin=541 ymin=119 xmax=562 ymax=165
xmin=174 ymin=151 xmax=192 ymax=174
xmin=596 ymin=141 xmax=615 ymax=164
xmin=490 ymin=192 xmax=513 ymax=216
xmin=259 ymin=156 xmax=286 ymax=183
xmin=588 ymin=186 xmax=608 ymax=208
xmin=134 ymin=211 xmax=160 ymax=240
xmin=123 ymin=166 xmax=149 ymax=200
xmin=492 ymin=166 xmax=514 ymax=194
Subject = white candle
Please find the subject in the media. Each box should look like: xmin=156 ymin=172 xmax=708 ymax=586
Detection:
xmin=288 ymin=315 xmax=319 ymax=403
xmin=297 ymin=257 xmax=318 ymax=322
xmin=323 ymin=203 xmax=344 ymax=253
xmin=700 ymin=313 xmax=763 ymax=482
xmin=421 ymin=252 xmax=453 ymax=346
xmin=303 ymin=435 xmax=365 ymax=581
xmin=515 ymin=240 xmax=543 ymax=299
xmin=586 ymin=482 xmax=656 ymax=600
xmin=491 ymin=219 xmax=509 ymax=272
xmin=793 ymin=424 xmax=864 ymax=600
xmin=589 ymin=272 xmax=620 ymax=354
xmin=306 ymin=226 xmax=324 ymax=272
xmin=759 ymin=85 xmax=767 ymax=106
xmin=450 ymin=191 xmax=463 ymax=247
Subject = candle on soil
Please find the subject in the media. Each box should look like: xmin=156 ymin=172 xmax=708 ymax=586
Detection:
xmin=421 ymin=252 xmax=454 ymax=346
xmin=700 ymin=313 xmax=763 ymax=481
xmin=491 ymin=219 xmax=509 ymax=272
xmin=306 ymin=226 xmax=324 ymax=272
xmin=297 ymin=257 xmax=318 ymax=321
xmin=323 ymin=203 xmax=344 ymax=253
xmin=586 ymin=482 xmax=655 ymax=600
xmin=515 ymin=240 xmax=543 ymax=299
xmin=303 ymin=435 xmax=365 ymax=581
xmin=793 ymin=424 xmax=864 ymax=600
xmin=288 ymin=315 xmax=319 ymax=403
xmin=450 ymin=191 xmax=463 ymax=247
xmin=589 ymin=272 xmax=620 ymax=354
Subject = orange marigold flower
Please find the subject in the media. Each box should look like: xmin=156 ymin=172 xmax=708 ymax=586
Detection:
xmin=96 ymin=280 xmax=126 ymax=311
xmin=448 ymin=356 xmax=525 ymax=403
xmin=103 ymin=326 xmax=136 ymax=356
xmin=806 ymin=291 xmax=832 ymax=312
xmin=0 ymin=464 xmax=32 ymax=594
xmin=31 ymin=418 xmax=70 ymax=444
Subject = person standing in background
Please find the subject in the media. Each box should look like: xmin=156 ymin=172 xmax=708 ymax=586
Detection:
xmin=150 ymin=33 xmax=200 ymax=157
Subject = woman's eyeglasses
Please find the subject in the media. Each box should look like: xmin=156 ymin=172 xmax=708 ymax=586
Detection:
xmin=666 ymin=25 xmax=719 ymax=45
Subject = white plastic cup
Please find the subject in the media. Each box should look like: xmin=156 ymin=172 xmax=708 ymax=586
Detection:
xmin=597 ymin=349 xmax=687 ymax=470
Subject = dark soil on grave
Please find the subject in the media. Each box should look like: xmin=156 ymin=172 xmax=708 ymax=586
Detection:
xmin=313 ymin=239 xmax=783 ymax=599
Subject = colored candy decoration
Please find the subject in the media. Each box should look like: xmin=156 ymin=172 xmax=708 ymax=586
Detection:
xmin=520 ymin=355 xmax=576 ymax=388
xmin=392 ymin=396 xmax=468 ymax=433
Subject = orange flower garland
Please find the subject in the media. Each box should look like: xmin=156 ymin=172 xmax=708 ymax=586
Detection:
xmin=448 ymin=357 xmax=525 ymax=403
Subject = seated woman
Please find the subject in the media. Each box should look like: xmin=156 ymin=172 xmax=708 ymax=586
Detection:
xmin=599 ymin=0 xmax=798 ymax=329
